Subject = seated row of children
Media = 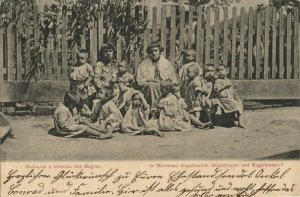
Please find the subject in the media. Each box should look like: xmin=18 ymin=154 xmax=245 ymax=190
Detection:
xmin=53 ymin=46 xmax=245 ymax=140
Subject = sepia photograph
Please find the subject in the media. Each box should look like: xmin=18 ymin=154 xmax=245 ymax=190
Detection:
xmin=0 ymin=0 xmax=299 ymax=162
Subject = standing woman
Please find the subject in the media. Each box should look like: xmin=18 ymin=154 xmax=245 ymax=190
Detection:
xmin=136 ymin=41 xmax=177 ymax=109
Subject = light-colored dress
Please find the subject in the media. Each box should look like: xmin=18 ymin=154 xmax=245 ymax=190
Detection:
xmin=152 ymin=94 xmax=191 ymax=131
xmin=122 ymin=103 xmax=151 ymax=132
xmin=53 ymin=103 xmax=88 ymax=137
xmin=136 ymin=56 xmax=177 ymax=109
xmin=94 ymin=60 xmax=119 ymax=88
xmin=213 ymin=78 xmax=243 ymax=114
xmin=92 ymin=100 xmax=123 ymax=130
xmin=69 ymin=63 xmax=96 ymax=96
xmin=114 ymin=88 xmax=134 ymax=111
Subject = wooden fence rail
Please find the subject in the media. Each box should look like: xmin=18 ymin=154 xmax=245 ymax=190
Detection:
xmin=0 ymin=4 xmax=299 ymax=102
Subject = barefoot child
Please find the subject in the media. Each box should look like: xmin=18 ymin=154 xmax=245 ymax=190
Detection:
xmin=173 ymin=85 xmax=191 ymax=125
xmin=53 ymin=91 xmax=112 ymax=139
xmin=213 ymin=65 xmax=246 ymax=128
xmin=122 ymin=91 xmax=165 ymax=137
xmin=183 ymin=63 xmax=210 ymax=129
xmin=91 ymin=86 xmax=123 ymax=132
xmin=152 ymin=80 xmax=191 ymax=131
xmin=69 ymin=49 xmax=96 ymax=108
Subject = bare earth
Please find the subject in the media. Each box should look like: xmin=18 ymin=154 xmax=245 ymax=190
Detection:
xmin=1 ymin=107 xmax=299 ymax=161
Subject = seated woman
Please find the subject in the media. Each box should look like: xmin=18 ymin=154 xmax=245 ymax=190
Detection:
xmin=136 ymin=40 xmax=177 ymax=111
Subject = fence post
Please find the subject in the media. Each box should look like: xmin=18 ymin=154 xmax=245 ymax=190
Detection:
xmin=161 ymin=6 xmax=167 ymax=57
xmin=279 ymin=8 xmax=284 ymax=79
xmin=238 ymin=7 xmax=246 ymax=79
xmin=16 ymin=6 xmax=23 ymax=81
xmin=90 ymin=18 xmax=97 ymax=66
xmin=247 ymin=7 xmax=254 ymax=79
xmin=179 ymin=6 xmax=185 ymax=56
xmin=52 ymin=26 xmax=59 ymax=80
xmin=188 ymin=6 xmax=195 ymax=48
xmin=152 ymin=7 xmax=158 ymax=41
xmin=143 ymin=6 xmax=149 ymax=58
xmin=170 ymin=6 xmax=176 ymax=64
xmin=0 ymin=28 xmax=3 ymax=81
xmin=263 ymin=7 xmax=270 ymax=79
xmin=196 ymin=7 xmax=203 ymax=66
xmin=7 ymin=11 xmax=14 ymax=81
xmin=71 ymin=19 xmax=78 ymax=67
xmin=205 ymin=7 xmax=211 ymax=65
xmin=294 ymin=8 xmax=299 ymax=79
xmin=286 ymin=12 xmax=292 ymax=79
xmin=255 ymin=9 xmax=262 ymax=79
xmin=231 ymin=7 xmax=237 ymax=79
xmin=61 ymin=11 xmax=68 ymax=80
xmin=213 ymin=7 xmax=220 ymax=67
xmin=271 ymin=7 xmax=277 ymax=79
xmin=98 ymin=11 xmax=103 ymax=52
xmin=223 ymin=7 xmax=229 ymax=66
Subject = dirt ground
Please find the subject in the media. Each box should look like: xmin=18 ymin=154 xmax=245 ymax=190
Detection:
xmin=1 ymin=107 xmax=299 ymax=161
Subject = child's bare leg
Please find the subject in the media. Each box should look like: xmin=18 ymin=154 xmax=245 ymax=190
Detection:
xmin=189 ymin=114 xmax=209 ymax=128
xmin=85 ymin=128 xmax=113 ymax=139
xmin=237 ymin=112 xmax=246 ymax=129
xmin=195 ymin=111 xmax=201 ymax=120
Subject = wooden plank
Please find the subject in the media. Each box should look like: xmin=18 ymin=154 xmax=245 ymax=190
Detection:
xmin=223 ymin=7 xmax=229 ymax=66
xmin=170 ymin=5 xmax=176 ymax=65
xmin=7 ymin=11 xmax=14 ymax=81
xmin=196 ymin=7 xmax=203 ymax=65
xmin=61 ymin=12 xmax=68 ymax=80
xmin=231 ymin=7 xmax=237 ymax=79
xmin=25 ymin=6 xmax=31 ymax=79
xmin=286 ymin=11 xmax=292 ymax=79
xmin=71 ymin=19 xmax=77 ymax=67
xmin=52 ymin=27 xmax=59 ymax=80
xmin=294 ymin=8 xmax=299 ymax=79
xmin=214 ymin=7 xmax=220 ymax=67
xmin=238 ymin=7 xmax=246 ymax=79
xmin=0 ymin=28 xmax=3 ymax=81
xmin=188 ymin=6 xmax=195 ymax=48
xmin=44 ymin=43 xmax=50 ymax=80
xmin=255 ymin=9 xmax=262 ymax=79
xmin=33 ymin=3 xmax=40 ymax=81
xmin=90 ymin=19 xmax=97 ymax=66
xmin=247 ymin=7 xmax=254 ymax=79
xmin=98 ymin=13 xmax=103 ymax=51
xmin=179 ymin=6 xmax=185 ymax=54
xmin=81 ymin=29 xmax=86 ymax=49
xmin=279 ymin=8 xmax=284 ymax=79
xmin=205 ymin=7 xmax=211 ymax=65
xmin=263 ymin=7 xmax=270 ymax=79
xmin=116 ymin=34 xmax=122 ymax=61
xmin=152 ymin=6 xmax=158 ymax=41
xmin=143 ymin=6 xmax=149 ymax=58
xmin=271 ymin=7 xmax=277 ymax=79
xmin=161 ymin=6 xmax=167 ymax=57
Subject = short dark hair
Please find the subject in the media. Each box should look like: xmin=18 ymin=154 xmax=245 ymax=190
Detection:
xmin=146 ymin=40 xmax=164 ymax=53
xmin=204 ymin=63 xmax=215 ymax=72
xmin=160 ymin=80 xmax=175 ymax=93
xmin=102 ymin=86 xmax=114 ymax=100
xmin=98 ymin=44 xmax=115 ymax=61
xmin=78 ymin=48 xmax=88 ymax=54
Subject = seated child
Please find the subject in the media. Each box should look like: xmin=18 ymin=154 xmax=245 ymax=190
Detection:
xmin=114 ymin=78 xmax=135 ymax=116
xmin=182 ymin=63 xmax=211 ymax=129
xmin=178 ymin=49 xmax=203 ymax=96
xmin=53 ymin=91 xmax=112 ymax=139
xmin=151 ymin=80 xmax=191 ymax=132
xmin=173 ymin=85 xmax=191 ymax=125
xmin=117 ymin=60 xmax=134 ymax=87
xmin=91 ymin=86 xmax=123 ymax=131
xmin=69 ymin=49 xmax=96 ymax=108
xmin=213 ymin=65 xmax=246 ymax=128
xmin=122 ymin=90 xmax=165 ymax=137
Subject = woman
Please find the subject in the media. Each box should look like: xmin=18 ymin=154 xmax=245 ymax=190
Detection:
xmin=136 ymin=41 xmax=177 ymax=109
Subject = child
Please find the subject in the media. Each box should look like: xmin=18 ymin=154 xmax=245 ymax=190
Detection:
xmin=94 ymin=44 xmax=119 ymax=89
xmin=213 ymin=65 xmax=246 ymax=128
xmin=53 ymin=91 xmax=112 ymax=139
xmin=183 ymin=63 xmax=211 ymax=129
xmin=114 ymin=78 xmax=135 ymax=116
xmin=91 ymin=86 xmax=123 ymax=132
xmin=69 ymin=49 xmax=96 ymax=108
xmin=173 ymin=85 xmax=191 ymax=125
xmin=178 ymin=49 xmax=203 ymax=94
xmin=122 ymin=91 xmax=165 ymax=137
xmin=117 ymin=60 xmax=134 ymax=87
xmin=152 ymin=80 xmax=191 ymax=131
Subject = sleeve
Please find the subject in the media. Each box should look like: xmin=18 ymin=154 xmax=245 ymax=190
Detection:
xmin=87 ymin=64 xmax=94 ymax=77
xmin=55 ymin=110 xmax=69 ymax=128
xmin=136 ymin=62 xmax=146 ymax=86
xmin=213 ymin=79 xmax=223 ymax=93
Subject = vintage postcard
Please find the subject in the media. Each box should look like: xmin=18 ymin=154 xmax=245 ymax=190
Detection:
xmin=0 ymin=0 xmax=299 ymax=196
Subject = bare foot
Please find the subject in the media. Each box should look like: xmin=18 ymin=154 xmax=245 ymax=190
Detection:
xmin=98 ymin=133 xmax=113 ymax=140
xmin=237 ymin=123 xmax=246 ymax=129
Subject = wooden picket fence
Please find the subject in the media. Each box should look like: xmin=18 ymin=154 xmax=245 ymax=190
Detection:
xmin=0 ymin=4 xmax=299 ymax=102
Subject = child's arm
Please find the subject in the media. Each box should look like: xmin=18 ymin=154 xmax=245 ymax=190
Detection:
xmin=139 ymin=92 xmax=149 ymax=111
xmin=85 ymin=77 xmax=93 ymax=87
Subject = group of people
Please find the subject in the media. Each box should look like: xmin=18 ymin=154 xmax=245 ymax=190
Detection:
xmin=53 ymin=41 xmax=246 ymax=140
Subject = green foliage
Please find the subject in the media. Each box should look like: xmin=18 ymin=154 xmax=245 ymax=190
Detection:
xmin=188 ymin=0 xmax=241 ymax=8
